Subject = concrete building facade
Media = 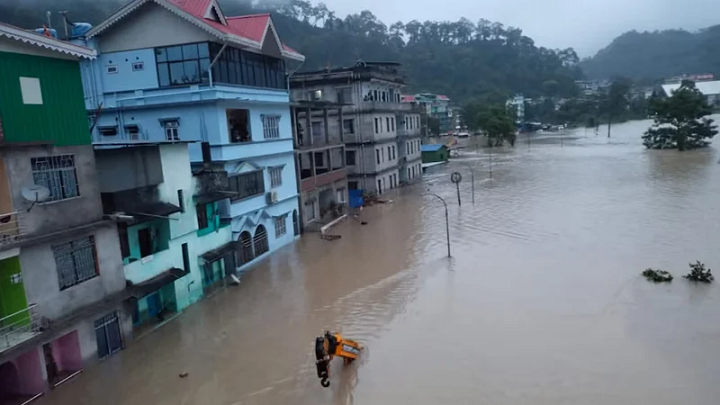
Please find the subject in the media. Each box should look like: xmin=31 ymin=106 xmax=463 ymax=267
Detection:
xmin=0 ymin=23 xmax=131 ymax=402
xmin=73 ymin=0 xmax=304 ymax=286
xmin=291 ymin=61 xmax=423 ymax=196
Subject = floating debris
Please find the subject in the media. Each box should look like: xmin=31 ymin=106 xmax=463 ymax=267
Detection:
xmin=683 ymin=261 xmax=714 ymax=283
xmin=179 ymin=372 xmax=189 ymax=378
xmin=642 ymin=268 xmax=673 ymax=282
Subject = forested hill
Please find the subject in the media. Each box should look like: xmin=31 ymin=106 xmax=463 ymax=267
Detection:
xmin=0 ymin=0 xmax=584 ymax=103
xmin=580 ymin=26 xmax=720 ymax=82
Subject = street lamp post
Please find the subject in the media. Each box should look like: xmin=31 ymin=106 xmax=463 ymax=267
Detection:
xmin=463 ymin=163 xmax=475 ymax=204
xmin=425 ymin=193 xmax=451 ymax=258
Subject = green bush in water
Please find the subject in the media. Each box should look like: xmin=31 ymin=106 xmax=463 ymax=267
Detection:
xmin=683 ymin=261 xmax=714 ymax=283
xmin=642 ymin=268 xmax=673 ymax=282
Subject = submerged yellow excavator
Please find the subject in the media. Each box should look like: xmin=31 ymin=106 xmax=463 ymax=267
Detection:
xmin=315 ymin=331 xmax=364 ymax=387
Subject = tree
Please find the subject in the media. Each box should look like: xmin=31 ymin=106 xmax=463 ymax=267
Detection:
xmin=642 ymin=80 xmax=718 ymax=150
xmin=428 ymin=117 xmax=441 ymax=136
xmin=477 ymin=106 xmax=517 ymax=146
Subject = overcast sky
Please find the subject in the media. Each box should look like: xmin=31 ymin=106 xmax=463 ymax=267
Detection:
xmin=317 ymin=0 xmax=720 ymax=57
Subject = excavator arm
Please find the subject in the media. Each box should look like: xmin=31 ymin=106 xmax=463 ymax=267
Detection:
xmin=315 ymin=331 xmax=363 ymax=387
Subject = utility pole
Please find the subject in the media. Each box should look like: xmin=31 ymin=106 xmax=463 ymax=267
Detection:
xmin=463 ymin=163 xmax=475 ymax=204
xmin=451 ymin=172 xmax=462 ymax=207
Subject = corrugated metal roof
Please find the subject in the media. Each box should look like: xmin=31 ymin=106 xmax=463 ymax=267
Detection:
xmin=421 ymin=144 xmax=445 ymax=152
xmin=89 ymin=0 xmax=303 ymax=61
xmin=662 ymin=80 xmax=720 ymax=97
xmin=0 ymin=22 xmax=96 ymax=59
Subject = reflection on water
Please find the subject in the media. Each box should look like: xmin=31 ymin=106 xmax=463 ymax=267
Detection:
xmin=47 ymin=119 xmax=720 ymax=405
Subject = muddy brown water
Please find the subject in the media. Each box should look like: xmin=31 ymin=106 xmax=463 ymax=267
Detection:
xmin=47 ymin=119 xmax=720 ymax=405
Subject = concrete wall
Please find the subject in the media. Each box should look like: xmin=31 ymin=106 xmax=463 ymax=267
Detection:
xmin=97 ymin=48 xmax=159 ymax=93
xmin=95 ymin=147 xmax=164 ymax=193
xmin=3 ymin=145 xmax=103 ymax=235
xmin=20 ymin=225 xmax=125 ymax=321
xmin=97 ymin=2 xmax=215 ymax=54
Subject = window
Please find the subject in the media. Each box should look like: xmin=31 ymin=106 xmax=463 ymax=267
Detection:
xmin=262 ymin=115 xmax=281 ymax=139
xmin=99 ymin=126 xmax=118 ymax=137
xmin=95 ymin=311 xmax=122 ymax=359
xmin=229 ymin=171 xmax=265 ymax=200
xmin=53 ymin=236 xmax=98 ymax=290
xmin=349 ymin=181 xmax=359 ymax=190
xmin=311 ymin=90 xmax=323 ymax=101
xmin=391 ymin=117 xmax=395 ymax=131
xmin=132 ymin=62 xmax=144 ymax=71
xmin=177 ymin=190 xmax=185 ymax=213
xmin=392 ymin=146 xmax=396 ymax=160
xmin=124 ymin=125 xmax=140 ymax=140
xmin=306 ymin=200 xmax=316 ymax=221
xmin=311 ymin=121 xmax=324 ymax=139
xmin=373 ymin=90 xmax=378 ymax=101
xmin=227 ymin=109 xmax=250 ymax=143
xmin=376 ymin=149 xmax=380 ymax=164
xmin=196 ymin=203 xmax=209 ymax=229
xmin=343 ymin=119 xmax=355 ymax=134
xmin=269 ymin=166 xmax=283 ymax=188
xmin=387 ymin=146 xmax=391 ymax=161
xmin=377 ymin=179 xmax=382 ymax=194
xmin=164 ymin=120 xmax=179 ymax=141
xmin=386 ymin=117 xmax=390 ymax=132
xmin=374 ymin=117 xmax=379 ymax=134
xmin=238 ymin=231 xmax=254 ymax=265
xmin=106 ymin=66 xmax=118 ymax=74
xmin=31 ymin=155 xmax=79 ymax=202
xmin=137 ymin=228 xmax=154 ymax=258
xmin=345 ymin=150 xmax=356 ymax=165
xmin=155 ymin=43 xmax=209 ymax=87
xmin=19 ymin=77 xmax=43 ymax=105
xmin=253 ymin=225 xmax=269 ymax=256
xmin=182 ymin=243 xmax=190 ymax=274
xmin=274 ymin=216 xmax=286 ymax=238
xmin=337 ymin=87 xmax=352 ymax=103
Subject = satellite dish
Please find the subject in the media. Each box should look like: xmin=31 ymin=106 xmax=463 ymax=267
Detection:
xmin=21 ymin=184 xmax=51 ymax=212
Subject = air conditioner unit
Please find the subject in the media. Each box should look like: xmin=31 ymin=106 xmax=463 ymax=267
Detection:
xmin=266 ymin=191 xmax=278 ymax=204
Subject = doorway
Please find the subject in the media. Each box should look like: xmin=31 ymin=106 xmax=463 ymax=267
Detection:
xmin=95 ymin=312 xmax=123 ymax=360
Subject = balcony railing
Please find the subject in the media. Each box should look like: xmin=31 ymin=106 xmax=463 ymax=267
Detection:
xmin=0 ymin=211 xmax=26 ymax=246
xmin=0 ymin=304 xmax=43 ymax=353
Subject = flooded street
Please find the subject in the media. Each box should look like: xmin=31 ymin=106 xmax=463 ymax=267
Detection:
xmin=47 ymin=119 xmax=720 ymax=405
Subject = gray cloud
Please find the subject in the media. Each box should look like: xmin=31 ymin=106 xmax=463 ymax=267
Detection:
xmin=317 ymin=0 xmax=720 ymax=56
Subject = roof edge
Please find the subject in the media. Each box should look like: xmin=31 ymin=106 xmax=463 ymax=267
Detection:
xmin=0 ymin=23 xmax=96 ymax=59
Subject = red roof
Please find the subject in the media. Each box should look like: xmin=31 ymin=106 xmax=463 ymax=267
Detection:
xmin=401 ymin=95 xmax=416 ymax=102
xmin=437 ymin=95 xmax=450 ymax=101
xmin=165 ymin=0 xmax=301 ymax=57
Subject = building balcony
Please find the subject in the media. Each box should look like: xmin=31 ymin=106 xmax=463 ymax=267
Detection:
xmin=355 ymin=101 xmax=412 ymax=113
xmin=300 ymin=168 xmax=347 ymax=192
xmin=0 ymin=304 xmax=42 ymax=355
xmin=0 ymin=211 xmax=25 ymax=247
xmin=124 ymin=245 xmax=181 ymax=287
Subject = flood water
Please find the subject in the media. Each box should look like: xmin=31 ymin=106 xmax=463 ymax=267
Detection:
xmin=48 ymin=119 xmax=720 ymax=405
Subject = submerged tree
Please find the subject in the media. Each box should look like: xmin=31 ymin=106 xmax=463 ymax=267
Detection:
xmin=642 ymin=80 xmax=718 ymax=150
xmin=476 ymin=106 xmax=517 ymax=146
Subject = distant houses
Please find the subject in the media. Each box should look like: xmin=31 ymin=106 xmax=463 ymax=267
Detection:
xmin=661 ymin=80 xmax=720 ymax=108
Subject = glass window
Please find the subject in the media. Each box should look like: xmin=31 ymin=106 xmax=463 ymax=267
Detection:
xmin=182 ymin=44 xmax=198 ymax=59
xmin=198 ymin=43 xmax=210 ymax=58
xmin=183 ymin=61 xmax=199 ymax=83
xmin=169 ymin=62 xmax=185 ymax=85
xmin=343 ymin=119 xmax=355 ymax=134
xmin=53 ymin=236 xmax=98 ymax=290
xmin=229 ymin=171 xmax=265 ymax=200
xmin=346 ymin=150 xmax=356 ymax=165
xmin=200 ymin=58 xmax=210 ymax=82
xmin=166 ymin=46 xmax=183 ymax=62
xmin=227 ymin=109 xmax=251 ymax=143
xmin=158 ymin=63 xmax=170 ymax=87
xmin=156 ymin=48 xmax=167 ymax=62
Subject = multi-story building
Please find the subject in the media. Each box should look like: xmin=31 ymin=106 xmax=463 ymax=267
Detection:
xmin=291 ymin=61 xmax=422 ymax=196
xmin=0 ymin=23 xmax=131 ymax=401
xmin=291 ymin=101 xmax=348 ymax=231
xmin=72 ymin=0 xmax=304 ymax=278
xmin=93 ymin=142 xmax=235 ymax=333
xmin=402 ymin=93 xmax=452 ymax=135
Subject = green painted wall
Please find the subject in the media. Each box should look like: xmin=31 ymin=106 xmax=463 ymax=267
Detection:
xmin=197 ymin=202 xmax=222 ymax=237
xmin=421 ymin=148 xmax=449 ymax=163
xmin=124 ymin=219 xmax=171 ymax=265
xmin=0 ymin=51 xmax=90 ymax=146
xmin=0 ymin=256 xmax=29 ymax=325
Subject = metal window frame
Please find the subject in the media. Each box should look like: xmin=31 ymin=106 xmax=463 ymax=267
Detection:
xmin=261 ymin=115 xmax=281 ymax=139
xmin=269 ymin=166 xmax=283 ymax=188
xmin=30 ymin=154 xmax=80 ymax=202
xmin=274 ymin=216 xmax=286 ymax=238
xmin=53 ymin=235 xmax=99 ymax=290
